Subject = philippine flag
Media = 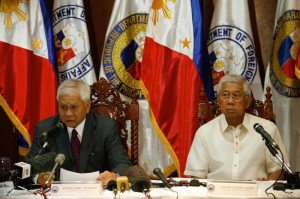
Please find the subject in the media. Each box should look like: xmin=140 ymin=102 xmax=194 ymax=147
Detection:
xmin=140 ymin=0 xmax=214 ymax=176
xmin=0 ymin=0 xmax=58 ymax=155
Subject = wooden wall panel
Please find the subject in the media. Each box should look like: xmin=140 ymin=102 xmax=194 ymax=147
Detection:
xmin=0 ymin=107 xmax=18 ymax=164
xmin=85 ymin=0 xmax=115 ymax=78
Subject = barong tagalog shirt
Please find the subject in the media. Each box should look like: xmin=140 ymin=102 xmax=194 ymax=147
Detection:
xmin=184 ymin=113 xmax=289 ymax=180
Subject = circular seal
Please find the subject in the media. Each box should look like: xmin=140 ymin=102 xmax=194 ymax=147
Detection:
xmin=52 ymin=4 xmax=95 ymax=82
xmin=207 ymin=183 xmax=215 ymax=192
xmin=270 ymin=10 xmax=300 ymax=98
xmin=51 ymin=185 xmax=59 ymax=193
xmin=102 ymin=13 xmax=149 ymax=99
xmin=207 ymin=25 xmax=258 ymax=86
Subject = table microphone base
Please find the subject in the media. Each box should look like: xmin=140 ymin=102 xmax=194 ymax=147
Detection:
xmin=273 ymin=172 xmax=300 ymax=190
xmin=286 ymin=172 xmax=300 ymax=189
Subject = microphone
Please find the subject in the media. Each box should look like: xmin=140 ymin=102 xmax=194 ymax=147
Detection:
xmin=253 ymin=123 xmax=280 ymax=150
xmin=25 ymin=152 xmax=57 ymax=176
xmin=0 ymin=152 xmax=57 ymax=182
xmin=107 ymin=180 xmax=118 ymax=197
xmin=0 ymin=162 xmax=31 ymax=182
xmin=45 ymin=154 xmax=65 ymax=185
xmin=116 ymin=176 xmax=129 ymax=192
xmin=40 ymin=123 xmax=64 ymax=139
xmin=36 ymin=123 xmax=64 ymax=156
xmin=125 ymin=165 xmax=152 ymax=198
xmin=153 ymin=167 xmax=172 ymax=189
xmin=158 ymin=178 xmax=206 ymax=187
xmin=13 ymin=162 xmax=31 ymax=179
xmin=189 ymin=179 xmax=207 ymax=187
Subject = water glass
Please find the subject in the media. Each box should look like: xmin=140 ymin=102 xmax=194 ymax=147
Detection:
xmin=0 ymin=157 xmax=11 ymax=171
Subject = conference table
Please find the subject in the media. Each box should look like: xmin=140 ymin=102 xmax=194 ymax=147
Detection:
xmin=1 ymin=179 xmax=300 ymax=199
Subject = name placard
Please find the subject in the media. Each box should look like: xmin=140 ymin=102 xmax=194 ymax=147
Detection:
xmin=206 ymin=180 xmax=258 ymax=196
xmin=50 ymin=181 xmax=102 ymax=196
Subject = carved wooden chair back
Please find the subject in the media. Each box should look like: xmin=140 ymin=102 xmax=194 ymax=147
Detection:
xmin=90 ymin=78 xmax=139 ymax=165
xmin=198 ymin=86 xmax=274 ymax=127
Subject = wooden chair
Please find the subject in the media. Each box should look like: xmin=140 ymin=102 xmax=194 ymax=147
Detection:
xmin=198 ymin=86 xmax=274 ymax=126
xmin=90 ymin=77 xmax=139 ymax=165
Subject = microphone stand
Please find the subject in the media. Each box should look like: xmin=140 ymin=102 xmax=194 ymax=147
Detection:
xmin=142 ymin=188 xmax=152 ymax=199
xmin=265 ymin=142 xmax=293 ymax=175
xmin=265 ymin=141 xmax=300 ymax=189
xmin=36 ymin=136 xmax=52 ymax=157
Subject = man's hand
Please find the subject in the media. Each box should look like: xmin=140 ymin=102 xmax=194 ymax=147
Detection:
xmin=256 ymin=177 xmax=267 ymax=181
xmin=97 ymin=171 xmax=118 ymax=187
xmin=256 ymin=170 xmax=285 ymax=181
xmin=37 ymin=172 xmax=54 ymax=185
xmin=267 ymin=169 xmax=285 ymax=180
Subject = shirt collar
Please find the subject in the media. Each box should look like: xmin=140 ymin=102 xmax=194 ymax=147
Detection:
xmin=219 ymin=113 xmax=251 ymax=133
xmin=67 ymin=118 xmax=86 ymax=142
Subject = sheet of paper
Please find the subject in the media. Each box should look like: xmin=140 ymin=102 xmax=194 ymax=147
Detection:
xmin=0 ymin=181 xmax=14 ymax=196
xmin=59 ymin=168 xmax=99 ymax=181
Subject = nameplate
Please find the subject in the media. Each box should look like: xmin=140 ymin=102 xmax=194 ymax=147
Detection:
xmin=206 ymin=180 xmax=258 ymax=196
xmin=50 ymin=181 xmax=102 ymax=196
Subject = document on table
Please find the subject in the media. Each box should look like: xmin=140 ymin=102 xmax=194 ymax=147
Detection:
xmin=60 ymin=168 xmax=99 ymax=181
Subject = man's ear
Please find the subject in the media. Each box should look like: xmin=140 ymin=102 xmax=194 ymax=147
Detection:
xmin=86 ymin=100 xmax=92 ymax=113
xmin=246 ymin=95 xmax=253 ymax=109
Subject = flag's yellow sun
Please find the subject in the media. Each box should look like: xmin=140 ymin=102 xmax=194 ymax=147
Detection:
xmin=0 ymin=0 xmax=28 ymax=29
xmin=151 ymin=0 xmax=176 ymax=25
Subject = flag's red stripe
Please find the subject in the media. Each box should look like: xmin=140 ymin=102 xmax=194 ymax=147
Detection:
xmin=0 ymin=41 xmax=58 ymax=143
xmin=141 ymin=37 xmax=201 ymax=175
xmin=281 ymin=58 xmax=296 ymax=79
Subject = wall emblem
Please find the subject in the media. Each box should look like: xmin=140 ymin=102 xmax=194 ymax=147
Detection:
xmin=52 ymin=5 xmax=94 ymax=82
xmin=102 ymin=13 xmax=149 ymax=99
xmin=208 ymin=25 xmax=257 ymax=86
xmin=270 ymin=10 xmax=300 ymax=98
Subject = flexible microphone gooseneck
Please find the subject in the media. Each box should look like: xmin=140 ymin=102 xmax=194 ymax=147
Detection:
xmin=37 ymin=123 xmax=64 ymax=157
xmin=253 ymin=123 xmax=293 ymax=176
xmin=253 ymin=124 xmax=300 ymax=190
xmin=153 ymin=168 xmax=178 ymax=199
xmin=153 ymin=168 xmax=172 ymax=189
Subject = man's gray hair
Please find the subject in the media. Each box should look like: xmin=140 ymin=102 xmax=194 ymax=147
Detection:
xmin=56 ymin=79 xmax=91 ymax=104
xmin=217 ymin=74 xmax=252 ymax=97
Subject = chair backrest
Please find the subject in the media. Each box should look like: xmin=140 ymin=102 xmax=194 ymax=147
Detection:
xmin=90 ymin=78 xmax=139 ymax=165
xmin=198 ymin=86 xmax=274 ymax=127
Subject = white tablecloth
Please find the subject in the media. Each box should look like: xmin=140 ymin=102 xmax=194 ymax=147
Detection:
xmin=0 ymin=180 xmax=300 ymax=199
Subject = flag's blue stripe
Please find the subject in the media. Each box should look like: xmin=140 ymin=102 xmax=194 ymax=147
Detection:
xmin=191 ymin=0 xmax=215 ymax=100
xmin=121 ymin=40 xmax=138 ymax=69
xmin=39 ymin=0 xmax=59 ymax=77
xmin=19 ymin=136 xmax=29 ymax=148
xmin=278 ymin=37 xmax=293 ymax=67
xmin=18 ymin=0 xmax=59 ymax=154
xmin=209 ymin=51 xmax=217 ymax=64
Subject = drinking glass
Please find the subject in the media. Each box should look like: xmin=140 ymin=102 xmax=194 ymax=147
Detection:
xmin=0 ymin=157 xmax=11 ymax=171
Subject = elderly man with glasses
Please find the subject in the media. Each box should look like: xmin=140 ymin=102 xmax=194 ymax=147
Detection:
xmin=184 ymin=74 xmax=289 ymax=181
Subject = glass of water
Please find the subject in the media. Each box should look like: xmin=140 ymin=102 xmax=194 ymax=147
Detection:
xmin=0 ymin=157 xmax=11 ymax=171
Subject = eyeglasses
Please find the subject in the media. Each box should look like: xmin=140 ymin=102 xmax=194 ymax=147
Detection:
xmin=219 ymin=92 xmax=244 ymax=101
